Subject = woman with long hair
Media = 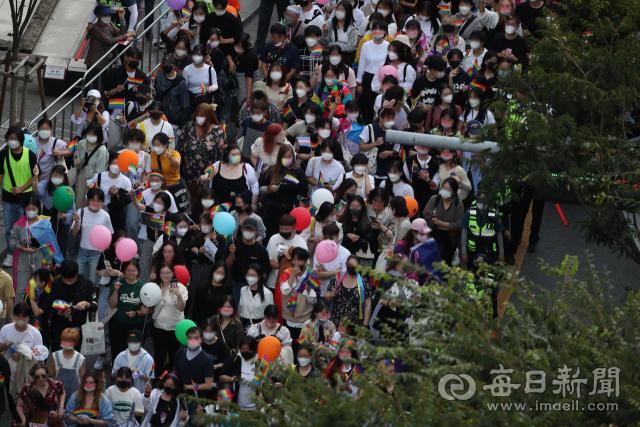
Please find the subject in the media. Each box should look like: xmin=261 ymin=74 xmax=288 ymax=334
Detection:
xmin=320 ymin=1 xmax=359 ymax=64
xmin=322 ymin=46 xmax=357 ymax=93
xmin=423 ymin=177 xmax=464 ymax=265
xmin=201 ymin=144 xmax=259 ymax=209
xmin=325 ymin=256 xmax=372 ymax=329
xmin=426 ymin=83 xmax=462 ymax=131
xmin=458 ymin=87 xmax=496 ymax=133
xmin=323 ymin=340 xmax=364 ymax=396
xmin=311 ymin=63 xmax=353 ymax=119
xmin=200 ymin=318 xmax=230 ymax=396
xmin=215 ymin=295 xmax=244 ymax=354
xmin=403 ymin=1 xmax=440 ymax=44
xmin=190 ymin=215 xmax=227 ymax=298
xmin=64 ymin=370 xmax=113 ymax=427
xmin=72 ymin=121 xmax=108 ymax=210
xmin=192 ymin=261 xmax=232 ymax=327
xmin=259 ymin=144 xmax=307 ymax=240
xmin=372 ymin=40 xmax=416 ymax=93
xmin=380 ymin=160 xmax=414 ymax=199
xmin=338 ymin=195 xmax=371 ymax=254
xmin=403 ymin=19 xmax=428 ymax=67
xmin=238 ymin=264 xmax=273 ymax=327
xmin=437 ymin=149 xmax=472 ymax=202
xmin=191 ymin=187 xmax=215 ymax=223
xmin=478 ymin=0 xmax=522 ymax=44
xmin=141 ymin=374 xmax=188 ymax=427
xmin=299 ymin=299 xmax=337 ymax=347
xmin=150 ymin=240 xmax=188 ymax=281
xmin=230 ymin=189 xmax=266 ymax=242
xmin=366 ymin=187 xmax=395 ymax=256
xmin=435 ymin=14 xmax=466 ymax=51
xmin=250 ymin=123 xmax=293 ymax=170
xmin=17 ymin=363 xmax=66 ymax=423
xmin=377 ymin=196 xmax=412 ymax=247
xmin=333 ymin=178 xmax=358 ymax=216
xmin=265 ymin=62 xmax=292 ymax=113
xmin=218 ymin=336 xmax=259 ymax=410
xmin=20 ymin=391 xmax=65 ymax=427
xmin=71 ymin=90 xmax=108 ymax=146
xmin=431 ymin=108 xmax=462 ymax=137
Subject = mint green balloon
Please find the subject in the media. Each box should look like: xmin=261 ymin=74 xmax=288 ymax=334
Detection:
xmin=175 ymin=319 xmax=197 ymax=346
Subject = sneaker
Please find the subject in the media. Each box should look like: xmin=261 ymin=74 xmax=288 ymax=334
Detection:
xmin=158 ymin=42 xmax=166 ymax=49
xmin=152 ymin=38 xmax=158 ymax=46
xmin=3 ymin=254 xmax=13 ymax=267
xmin=94 ymin=356 xmax=105 ymax=370
xmin=527 ymin=243 xmax=537 ymax=253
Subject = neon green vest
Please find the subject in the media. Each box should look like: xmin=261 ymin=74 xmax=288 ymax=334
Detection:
xmin=195 ymin=0 xmax=216 ymax=13
xmin=467 ymin=202 xmax=497 ymax=254
xmin=3 ymin=149 xmax=33 ymax=193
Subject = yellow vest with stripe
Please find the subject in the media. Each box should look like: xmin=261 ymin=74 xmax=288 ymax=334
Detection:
xmin=467 ymin=202 xmax=497 ymax=254
xmin=3 ymin=149 xmax=33 ymax=193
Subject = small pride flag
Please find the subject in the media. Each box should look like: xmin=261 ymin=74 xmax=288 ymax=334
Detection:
xmin=204 ymin=164 xmax=215 ymax=179
xmin=317 ymin=172 xmax=324 ymax=189
xmin=72 ymin=409 xmax=99 ymax=418
xmin=438 ymin=4 xmax=450 ymax=14
xmin=470 ymin=81 xmax=486 ymax=91
xmin=126 ymin=77 xmax=145 ymax=86
xmin=37 ymin=149 xmax=46 ymax=162
xmin=66 ymin=139 xmax=78 ymax=153
xmin=41 ymin=243 xmax=55 ymax=257
xmin=306 ymin=271 xmax=321 ymax=290
xmin=147 ymin=72 xmax=156 ymax=84
xmin=52 ymin=300 xmax=71 ymax=310
xmin=163 ymin=222 xmax=176 ymax=236
xmin=296 ymin=334 xmax=308 ymax=344
xmin=0 ymin=375 xmax=4 ymax=386
xmin=400 ymin=147 xmax=406 ymax=163
xmin=26 ymin=279 xmax=40 ymax=301
xmin=150 ymin=215 xmax=164 ymax=228
xmin=181 ymin=7 xmax=191 ymax=17
xmin=583 ymin=31 xmax=593 ymax=39
xmin=283 ymin=105 xmax=295 ymax=121
xmin=442 ymin=40 xmax=451 ymax=53
xmin=191 ymin=380 xmax=199 ymax=395
xmin=221 ymin=389 xmax=233 ymax=401
xmin=472 ymin=59 xmax=479 ymax=75
xmin=306 ymin=205 xmax=316 ymax=216
xmin=297 ymin=136 xmax=311 ymax=147
xmin=149 ymin=364 xmax=155 ymax=378
xmin=334 ymin=79 xmax=349 ymax=86
xmin=327 ymin=338 xmax=339 ymax=347
xmin=412 ymin=161 xmax=421 ymax=174
xmin=279 ymin=83 xmax=291 ymax=94
xmin=282 ymin=174 xmax=299 ymax=185
xmin=467 ymin=67 xmax=474 ymax=77
xmin=310 ymin=46 xmax=322 ymax=57
xmin=454 ymin=20 xmax=463 ymax=28
xmin=109 ymin=98 xmax=125 ymax=110
xmin=200 ymin=83 xmax=207 ymax=95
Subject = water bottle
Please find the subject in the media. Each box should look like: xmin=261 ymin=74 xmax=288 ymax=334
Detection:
xmin=9 ymin=344 xmax=16 ymax=354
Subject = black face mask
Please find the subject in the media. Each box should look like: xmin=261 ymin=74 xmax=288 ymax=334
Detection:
xmin=485 ymin=62 xmax=497 ymax=71
xmin=162 ymin=64 xmax=174 ymax=74
xmin=117 ymin=380 xmax=131 ymax=389
xmin=299 ymin=0 xmax=309 ymax=6
xmin=241 ymin=351 xmax=256 ymax=360
xmin=150 ymin=111 xmax=163 ymax=120
xmin=347 ymin=265 xmax=357 ymax=275
xmin=350 ymin=208 xmax=361 ymax=217
xmin=163 ymin=386 xmax=175 ymax=395
xmin=449 ymin=60 xmax=461 ymax=69
xmin=128 ymin=60 xmax=139 ymax=69
xmin=442 ymin=24 xmax=455 ymax=33
xmin=136 ymin=96 xmax=148 ymax=105
xmin=279 ymin=231 xmax=292 ymax=239
xmin=253 ymin=91 xmax=265 ymax=100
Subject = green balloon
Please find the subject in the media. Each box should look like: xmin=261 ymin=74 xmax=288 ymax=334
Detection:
xmin=53 ymin=186 xmax=75 ymax=212
xmin=175 ymin=319 xmax=197 ymax=346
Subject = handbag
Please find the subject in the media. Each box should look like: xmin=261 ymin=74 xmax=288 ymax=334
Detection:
xmin=80 ymin=312 xmax=106 ymax=356
xmin=363 ymin=125 xmax=378 ymax=174
xmin=217 ymin=56 xmax=238 ymax=93
xmin=188 ymin=66 xmax=215 ymax=110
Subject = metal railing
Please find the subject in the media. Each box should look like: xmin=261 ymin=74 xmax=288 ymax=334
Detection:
xmin=25 ymin=1 xmax=171 ymax=139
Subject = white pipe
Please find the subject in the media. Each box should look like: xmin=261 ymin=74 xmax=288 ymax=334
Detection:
xmin=384 ymin=130 xmax=500 ymax=153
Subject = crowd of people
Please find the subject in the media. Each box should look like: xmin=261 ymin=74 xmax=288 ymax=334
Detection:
xmin=0 ymin=0 xmax=552 ymax=423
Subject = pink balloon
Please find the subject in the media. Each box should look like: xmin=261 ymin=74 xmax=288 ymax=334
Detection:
xmin=378 ymin=65 xmax=399 ymax=84
xmin=166 ymin=0 xmax=186 ymax=10
xmin=316 ymin=240 xmax=339 ymax=264
xmin=89 ymin=225 xmax=112 ymax=251
xmin=316 ymin=0 xmax=331 ymax=4
xmin=115 ymin=238 xmax=138 ymax=262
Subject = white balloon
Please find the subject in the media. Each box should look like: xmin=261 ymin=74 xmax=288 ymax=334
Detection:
xmin=311 ymin=188 xmax=334 ymax=209
xmin=33 ymin=345 xmax=49 ymax=361
xmin=140 ymin=283 xmax=162 ymax=307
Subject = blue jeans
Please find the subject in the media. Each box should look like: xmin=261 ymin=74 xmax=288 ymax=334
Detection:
xmin=97 ymin=284 xmax=111 ymax=346
xmin=77 ymin=248 xmax=101 ymax=287
xmin=2 ymin=201 xmax=24 ymax=250
xmin=232 ymin=281 xmax=245 ymax=306
xmin=220 ymin=92 xmax=233 ymax=122
xmin=126 ymin=202 xmax=141 ymax=249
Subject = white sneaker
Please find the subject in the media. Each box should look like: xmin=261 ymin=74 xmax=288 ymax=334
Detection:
xmin=3 ymin=254 xmax=13 ymax=267
xmin=94 ymin=356 xmax=105 ymax=370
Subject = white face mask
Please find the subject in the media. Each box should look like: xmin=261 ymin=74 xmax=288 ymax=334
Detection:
xmin=270 ymin=71 xmax=282 ymax=81
xmin=177 ymin=228 xmax=188 ymax=236
xmin=298 ymin=357 xmax=311 ymax=367
xmin=274 ymin=41 xmax=283 ymax=47
xmin=192 ymin=55 xmax=204 ymax=64
xmin=51 ymin=178 xmax=64 ymax=186
xmin=150 ymin=182 xmax=162 ymax=191
xmin=416 ymin=233 xmax=429 ymax=243
xmin=329 ymin=56 xmax=341 ymax=65
xmin=459 ymin=6 xmax=471 ymax=15
xmin=379 ymin=9 xmax=390 ymax=16
xmin=251 ymin=114 xmax=264 ymax=122
xmin=418 ymin=15 xmax=428 ymax=21
xmin=129 ymin=143 xmax=140 ymax=151
xmin=86 ymin=136 xmax=98 ymax=143
xmin=440 ymin=189 xmax=452 ymax=199
xmin=15 ymin=320 xmax=28 ymax=328
xmin=100 ymin=16 xmax=111 ymax=24
xmin=442 ymin=94 xmax=453 ymax=104
xmin=26 ymin=211 xmax=38 ymax=219
xmin=388 ymin=173 xmax=400 ymax=182
xmin=437 ymin=71 xmax=445 ymax=79
xmin=8 ymin=140 xmax=20 ymax=149
xmin=305 ymin=114 xmax=316 ymax=124
xmin=296 ymin=89 xmax=307 ymax=98
xmin=321 ymin=152 xmax=333 ymax=161
xmin=235 ymin=47 xmax=244 ymax=54
xmin=470 ymin=41 xmax=480 ymax=50
xmin=505 ymin=25 xmax=516 ymax=35
xmin=38 ymin=130 xmax=51 ymax=139
xmin=476 ymin=203 xmax=486 ymax=210
xmin=384 ymin=121 xmax=395 ymax=129
xmin=153 ymin=146 xmax=165 ymax=155
xmin=153 ymin=203 xmax=164 ymax=212
xmin=246 ymin=276 xmax=259 ymax=285
xmin=469 ymin=99 xmax=480 ymax=108
xmin=128 ymin=343 xmax=141 ymax=352
xmin=388 ymin=51 xmax=398 ymax=61
xmin=243 ymin=231 xmax=256 ymax=240
xmin=110 ymin=165 xmax=120 ymax=174
xmin=196 ymin=116 xmax=206 ymax=126
xmin=327 ymin=215 xmax=337 ymax=222
xmin=203 ymin=332 xmax=216 ymax=340
xmin=200 ymin=225 xmax=211 ymax=233
xmin=318 ymin=129 xmax=331 ymax=139
xmin=214 ymin=8 xmax=225 ymax=15
xmin=305 ymin=38 xmax=317 ymax=47
xmin=194 ymin=15 xmax=205 ymax=23
xmin=175 ymin=49 xmax=187 ymax=57
xmin=209 ymin=40 xmax=220 ymax=48
xmin=202 ymin=199 xmax=214 ymax=208
xmin=213 ymin=273 xmax=225 ymax=282
xmin=353 ymin=166 xmax=366 ymax=175
xmin=335 ymin=10 xmax=346 ymax=20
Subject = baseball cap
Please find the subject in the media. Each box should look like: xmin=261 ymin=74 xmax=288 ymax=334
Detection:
xmin=95 ymin=4 xmax=118 ymax=15
xmin=467 ymin=120 xmax=482 ymax=135
xmin=135 ymin=84 xmax=152 ymax=96
xmin=410 ymin=218 xmax=431 ymax=234
xmin=126 ymin=330 xmax=144 ymax=342
xmin=87 ymin=89 xmax=101 ymax=99
xmin=252 ymin=81 xmax=267 ymax=93
xmin=161 ymin=54 xmax=176 ymax=65
xmin=243 ymin=217 xmax=258 ymax=230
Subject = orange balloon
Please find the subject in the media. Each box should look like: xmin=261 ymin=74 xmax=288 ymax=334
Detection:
xmin=117 ymin=150 xmax=139 ymax=173
xmin=404 ymin=196 xmax=418 ymax=217
xmin=257 ymin=335 xmax=282 ymax=362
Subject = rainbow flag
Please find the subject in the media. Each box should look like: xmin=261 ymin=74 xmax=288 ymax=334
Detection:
xmin=352 ymin=61 xmax=358 ymax=73
xmin=66 ymin=139 xmax=78 ymax=153
xmin=283 ymin=105 xmax=295 ymax=121
xmin=296 ymin=334 xmax=308 ymax=344
xmin=126 ymin=77 xmax=145 ymax=86
xmin=317 ymin=172 xmax=324 ymax=189
xmin=0 ymin=375 xmax=4 ymax=386
xmin=466 ymin=67 xmax=474 ymax=77
xmin=306 ymin=205 xmax=316 ymax=216
xmin=221 ymin=389 xmax=233 ymax=401
xmin=310 ymin=137 xmax=319 ymax=148
xmin=306 ymin=271 xmax=321 ymax=290
xmin=334 ymin=79 xmax=349 ymax=86
xmin=310 ymin=46 xmax=322 ymax=57
xmin=223 ymin=234 xmax=232 ymax=251
xmin=191 ymin=380 xmax=199 ymax=395
xmin=149 ymin=364 xmax=155 ymax=378
xmin=109 ymin=98 xmax=125 ymax=110
xmin=163 ymin=222 xmax=176 ymax=236
xmin=297 ymin=136 xmax=311 ymax=148
xmin=37 ymin=149 xmax=46 ymax=162
xmin=583 ymin=31 xmax=593 ymax=39
xmin=354 ymin=364 xmax=364 ymax=374
xmin=221 ymin=123 xmax=227 ymax=138
xmin=327 ymin=338 xmax=339 ymax=347
xmin=72 ymin=409 xmax=99 ymax=418
xmin=413 ymin=50 xmax=420 ymax=60
xmin=279 ymin=83 xmax=291 ymax=94
xmin=215 ymin=202 xmax=231 ymax=212
xmin=282 ymin=174 xmax=299 ymax=185
xmin=442 ymin=40 xmax=451 ymax=53
xmin=204 ymin=164 xmax=215 ymax=179
xmin=26 ymin=279 xmax=40 ymax=301
xmin=412 ymin=161 xmax=421 ymax=174
xmin=147 ymin=72 xmax=156 ymax=84
xmin=150 ymin=215 xmax=164 ymax=228
xmin=52 ymin=300 xmax=71 ymax=310
xmin=385 ymin=250 xmax=393 ymax=264
xmin=182 ymin=7 xmax=191 ymax=17
xmin=438 ymin=4 xmax=450 ymax=14
xmin=470 ymin=81 xmax=486 ymax=91
xmin=200 ymin=83 xmax=207 ymax=95
xmin=400 ymin=147 xmax=406 ymax=163
xmin=472 ymin=59 xmax=479 ymax=75
xmin=454 ymin=20 xmax=463 ymax=28
xmin=41 ymin=243 xmax=55 ymax=257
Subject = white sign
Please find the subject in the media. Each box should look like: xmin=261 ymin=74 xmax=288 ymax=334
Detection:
xmin=44 ymin=65 xmax=66 ymax=80
xmin=203 ymin=238 xmax=218 ymax=263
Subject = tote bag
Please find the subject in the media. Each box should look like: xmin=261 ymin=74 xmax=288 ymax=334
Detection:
xmin=81 ymin=312 xmax=106 ymax=356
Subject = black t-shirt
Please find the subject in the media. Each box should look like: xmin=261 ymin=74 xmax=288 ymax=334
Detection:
xmin=201 ymin=339 xmax=230 ymax=384
xmin=284 ymin=96 xmax=314 ymax=126
xmin=485 ymin=75 xmax=500 ymax=99
xmin=231 ymin=48 xmax=260 ymax=76
xmin=143 ymin=206 xmax=179 ymax=242
xmin=515 ymin=2 xmax=546 ymax=39
xmin=230 ymin=239 xmax=271 ymax=282
xmin=0 ymin=148 xmax=38 ymax=204
xmin=259 ymin=166 xmax=307 ymax=206
xmin=97 ymin=249 xmax=130 ymax=277
xmin=201 ymin=13 xmax=243 ymax=57
xmin=173 ymin=349 xmax=215 ymax=395
xmin=445 ymin=68 xmax=471 ymax=109
xmin=149 ymin=397 xmax=177 ymax=427
xmin=411 ymin=75 xmax=449 ymax=109
xmin=489 ymin=34 xmax=529 ymax=64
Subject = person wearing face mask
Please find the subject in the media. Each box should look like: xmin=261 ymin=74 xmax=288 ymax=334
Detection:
xmin=120 ymin=84 xmax=153 ymax=148
xmin=259 ymin=23 xmax=302 ymax=81
xmin=104 ymin=367 xmax=144 ymax=422
xmin=311 ymin=224 xmax=350 ymax=297
xmin=305 ymin=136 xmax=345 ymax=194
xmin=444 ymin=49 xmax=472 ymax=107
xmin=0 ymin=303 xmax=43 ymax=369
xmin=141 ymin=375 xmax=189 ymax=427
xmin=336 ymin=153 xmax=375 ymax=198
xmin=300 ymin=26 xmax=323 ymax=80
xmin=48 ymin=260 xmax=98 ymax=352
xmin=356 ymin=20 xmax=390 ymax=123
xmin=490 ymin=14 xmax=528 ymax=65
xmin=182 ymin=44 xmax=219 ymax=115
xmin=200 ymin=318 xmax=230 ymax=375
xmin=426 ymin=83 xmax=463 ymax=131
xmin=478 ymin=0 xmax=522 ymax=45
xmin=373 ymin=256 xmax=416 ymax=341
xmin=73 ymin=122 xmax=108 ymax=212
xmin=227 ymin=217 xmax=271 ymax=302
xmin=299 ymin=299 xmax=336 ymax=351
xmin=320 ymin=1 xmax=359 ymax=65
xmin=436 ymin=15 xmax=466 ymax=52
xmin=187 ymin=3 xmax=208 ymax=50
xmin=358 ymin=0 xmax=396 ymax=40
xmin=300 ymin=201 xmax=343 ymax=255
xmin=215 ymin=296 xmax=244 ymax=353
xmin=423 ymin=177 xmax=464 ymax=265
xmin=311 ymin=63 xmax=354 ymax=119
xmin=237 ymin=264 xmax=274 ymax=327
xmin=154 ymin=217 xmax=198 ymax=273
xmin=86 ymin=152 xmax=133 ymax=226
xmin=324 ymin=341 xmax=362 ymax=395
xmin=238 ymin=82 xmax=283 ymax=127
xmin=21 ymin=269 xmax=52 ymax=347
xmin=251 ymin=123 xmax=294 ymax=171
xmin=459 ymin=87 xmax=496 ymax=133
xmin=230 ymin=190 xmax=267 ymax=242
xmin=149 ymin=132 xmax=187 ymax=211
xmin=153 ymin=55 xmax=191 ymax=128
xmin=283 ymin=5 xmax=307 ymax=49
xmin=337 ymin=195 xmax=372 ymax=254
xmin=64 ymin=370 xmax=114 ymax=427
xmin=192 ymin=262 xmax=232 ymax=327
xmin=371 ymin=41 xmax=416 ymax=95
xmin=282 ymin=78 xmax=314 ymax=130
xmin=72 ymin=90 xmax=109 ymax=148
xmin=51 ymin=328 xmax=85 ymax=406
xmin=285 ymin=108 xmax=340 ymax=166
xmin=460 ymin=30 xmax=489 ymax=73
xmin=120 ymin=130 xmax=152 ymax=241
xmin=136 ymin=101 xmax=176 ymax=151
xmin=293 ymin=344 xmax=319 ymax=378
xmin=299 ymin=0 xmax=326 ymax=28
xmin=437 ymin=148 xmax=472 ymax=204
xmin=265 ymin=62 xmax=293 ymax=114
xmin=515 ymin=0 xmax=545 ymax=39
xmin=403 ymin=1 xmax=440 ymax=44
xmin=237 ymin=98 xmax=276 ymax=164
xmin=34 ymin=119 xmax=71 ymax=182
xmin=136 ymin=171 xmax=179 ymax=248
xmin=265 ymin=216 xmax=308 ymax=293
xmin=203 ymin=144 xmax=259 ymax=209
xmin=461 ymin=189 xmax=505 ymax=274
xmin=411 ymin=55 xmax=449 ymax=112
xmin=325 ymin=255 xmax=372 ymax=328
xmin=454 ymin=0 xmax=481 ymax=49
xmin=359 ymin=108 xmax=398 ymax=185
xmin=219 ymin=336 xmax=260 ymax=409
xmin=247 ymin=304 xmax=293 ymax=361
xmin=227 ymin=32 xmax=260 ymax=107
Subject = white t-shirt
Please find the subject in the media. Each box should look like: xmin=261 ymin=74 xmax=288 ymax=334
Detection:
xmin=104 ymin=385 xmax=143 ymax=422
xmin=86 ymin=172 xmax=133 ymax=206
xmin=266 ymin=234 xmax=308 ymax=289
xmin=152 ymin=283 xmax=189 ymax=330
xmin=459 ymin=109 xmax=496 ymax=127
xmin=72 ymin=208 xmax=114 ymax=251
xmin=238 ymin=356 xmax=258 ymax=410
xmin=357 ymin=40 xmax=390 ymax=83
xmin=137 ymin=119 xmax=175 ymax=150
xmin=36 ymin=137 xmax=68 ymax=181
xmin=118 ymin=149 xmax=151 ymax=185
xmin=137 ymin=189 xmax=178 ymax=240
xmin=238 ymin=286 xmax=274 ymax=321
xmin=305 ymin=158 xmax=345 ymax=195
xmin=380 ymin=180 xmax=415 ymax=198
xmin=182 ymin=64 xmax=218 ymax=95
xmin=461 ymin=48 xmax=488 ymax=75
xmin=332 ymin=171 xmax=375 ymax=199
xmin=53 ymin=350 xmax=85 ymax=382
xmin=312 ymin=245 xmax=350 ymax=296
xmin=403 ymin=16 xmax=440 ymax=43
xmin=0 ymin=324 xmax=42 ymax=359
xmin=301 ymin=5 xmax=325 ymax=28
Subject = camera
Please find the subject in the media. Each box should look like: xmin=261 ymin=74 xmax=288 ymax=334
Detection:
xmin=84 ymin=96 xmax=96 ymax=110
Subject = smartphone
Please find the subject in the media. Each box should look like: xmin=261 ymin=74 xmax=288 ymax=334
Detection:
xmin=190 ymin=24 xmax=198 ymax=32
xmin=450 ymin=172 xmax=457 ymax=176
xmin=104 ymin=260 xmax=112 ymax=270
xmin=505 ymin=48 xmax=512 ymax=55
xmin=369 ymin=216 xmax=377 ymax=222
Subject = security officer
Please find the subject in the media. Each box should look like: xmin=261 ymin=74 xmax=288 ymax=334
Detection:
xmin=496 ymin=181 xmax=514 ymax=265
xmin=460 ymin=190 xmax=505 ymax=273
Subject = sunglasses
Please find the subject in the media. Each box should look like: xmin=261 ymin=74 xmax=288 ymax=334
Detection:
xmin=34 ymin=374 xmax=48 ymax=379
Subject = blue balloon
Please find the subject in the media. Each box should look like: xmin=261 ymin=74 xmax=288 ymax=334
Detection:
xmin=213 ymin=212 xmax=236 ymax=236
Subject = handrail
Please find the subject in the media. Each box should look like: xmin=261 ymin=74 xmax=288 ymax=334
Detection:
xmin=25 ymin=1 xmax=170 ymax=134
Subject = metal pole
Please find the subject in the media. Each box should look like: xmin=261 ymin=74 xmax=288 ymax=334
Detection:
xmin=384 ymin=130 xmax=501 ymax=153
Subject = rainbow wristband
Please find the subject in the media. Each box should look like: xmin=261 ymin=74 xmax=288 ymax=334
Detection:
xmin=144 ymin=390 xmax=151 ymax=397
